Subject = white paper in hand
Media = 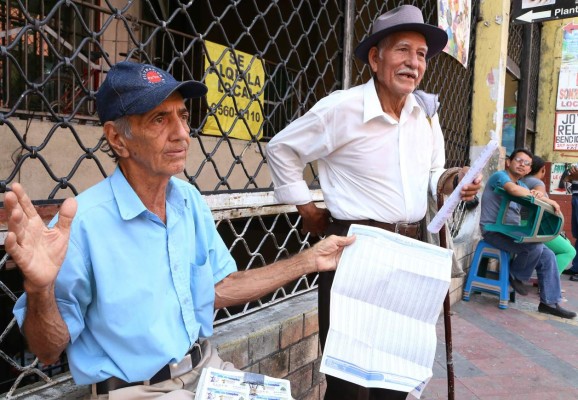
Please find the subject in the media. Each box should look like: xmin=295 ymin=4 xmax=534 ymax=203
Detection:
xmin=427 ymin=133 xmax=499 ymax=233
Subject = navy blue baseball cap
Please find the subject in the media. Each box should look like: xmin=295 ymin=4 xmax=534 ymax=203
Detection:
xmin=96 ymin=61 xmax=208 ymax=123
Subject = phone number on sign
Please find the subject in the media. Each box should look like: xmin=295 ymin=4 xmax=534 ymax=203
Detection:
xmin=555 ymin=144 xmax=578 ymax=150
xmin=211 ymin=103 xmax=261 ymax=122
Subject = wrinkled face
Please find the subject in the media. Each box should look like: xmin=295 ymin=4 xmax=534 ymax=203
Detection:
xmin=369 ymin=31 xmax=428 ymax=98
xmin=506 ymin=152 xmax=532 ymax=178
xmin=122 ymin=92 xmax=191 ymax=179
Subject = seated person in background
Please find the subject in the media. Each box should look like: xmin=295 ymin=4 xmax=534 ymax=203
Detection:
xmin=479 ymin=148 xmax=576 ymax=319
xmin=562 ymin=164 xmax=578 ymax=282
xmin=521 ymin=155 xmax=576 ymax=275
xmin=4 ymin=61 xmax=355 ymax=399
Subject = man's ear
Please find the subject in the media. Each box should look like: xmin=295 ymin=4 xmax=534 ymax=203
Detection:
xmin=368 ymin=46 xmax=379 ymax=74
xmin=103 ymin=122 xmax=129 ymax=158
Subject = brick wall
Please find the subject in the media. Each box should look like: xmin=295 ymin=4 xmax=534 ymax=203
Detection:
xmin=212 ymin=291 xmax=325 ymax=400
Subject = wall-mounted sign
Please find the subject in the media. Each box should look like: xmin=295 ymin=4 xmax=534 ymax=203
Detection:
xmin=512 ymin=0 xmax=578 ymax=24
xmin=438 ymin=0 xmax=472 ymax=67
xmin=550 ymin=162 xmax=571 ymax=195
xmin=204 ymin=41 xmax=265 ymax=140
xmin=555 ymin=111 xmax=578 ymax=150
xmin=557 ymin=68 xmax=578 ymax=111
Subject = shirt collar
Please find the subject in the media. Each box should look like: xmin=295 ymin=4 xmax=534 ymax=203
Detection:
xmin=110 ymin=167 xmax=187 ymax=221
xmin=363 ymin=78 xmax=423 ymax=123
xmin=110 ymin=167 xmax=146 ymax=221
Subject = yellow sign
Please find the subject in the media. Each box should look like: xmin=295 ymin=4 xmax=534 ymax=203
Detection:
xmin=204 ymin=41 xmax=265 ymax=140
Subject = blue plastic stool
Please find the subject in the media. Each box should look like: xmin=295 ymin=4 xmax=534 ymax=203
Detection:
xmin=463 ymin=240 xmax=514 ymax=309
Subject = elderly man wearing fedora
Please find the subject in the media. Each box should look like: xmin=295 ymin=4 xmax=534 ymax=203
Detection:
xmin=267 ymin=5 xmax=481 ymax=400
xmin=5 ymin=61 xmax=355 ymax=399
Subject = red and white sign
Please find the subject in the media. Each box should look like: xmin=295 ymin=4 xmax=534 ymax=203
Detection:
xmin=557 ymin=68 xmax=578 ymax=111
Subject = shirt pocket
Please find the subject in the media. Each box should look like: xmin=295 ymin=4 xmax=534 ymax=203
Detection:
xmin=189 ymin=259 xmax=215 ymax=329
xmin=413 ymin=128 xmax=434 ymax=174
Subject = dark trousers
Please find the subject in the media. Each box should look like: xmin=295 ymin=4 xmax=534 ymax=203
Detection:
xmin=319 ymin=221 xmax=409 ymax=400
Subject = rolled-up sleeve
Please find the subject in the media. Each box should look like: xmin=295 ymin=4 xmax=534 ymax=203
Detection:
xmin=266 ymin=110 xmax=330 ymax=205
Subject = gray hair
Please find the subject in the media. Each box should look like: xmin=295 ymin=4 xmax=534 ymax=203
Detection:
xmin=113 ymin=115 xmax=132 ymax=139
xmin=377 ymin=36 xmax=393 ymax=60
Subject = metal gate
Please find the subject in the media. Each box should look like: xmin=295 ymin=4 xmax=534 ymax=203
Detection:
xmin=0 ymin=0 xmax=479 ymax=397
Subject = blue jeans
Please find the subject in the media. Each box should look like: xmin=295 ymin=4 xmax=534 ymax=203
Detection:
xmin=483 ymin=232 xmax=562 ymax=305
xmin=570 ymin=194 xmax=578 ymax=273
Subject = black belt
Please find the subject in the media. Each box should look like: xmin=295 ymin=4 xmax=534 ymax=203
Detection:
xmin=94 ymin=341 xmax=202 ymax=395
xmin=332 ymin=218 xmax=421 ymax=239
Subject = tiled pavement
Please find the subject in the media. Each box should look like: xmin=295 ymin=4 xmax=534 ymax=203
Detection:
xmin=422 ymin=275 xmax=578 ymax=399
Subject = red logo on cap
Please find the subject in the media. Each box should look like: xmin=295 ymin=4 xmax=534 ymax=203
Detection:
xmin=146 ymin=70 xmax=163 ymax=84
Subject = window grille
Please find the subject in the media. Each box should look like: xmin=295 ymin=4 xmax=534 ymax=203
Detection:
xmin=0 ymin=0 xmax=488 ymax=397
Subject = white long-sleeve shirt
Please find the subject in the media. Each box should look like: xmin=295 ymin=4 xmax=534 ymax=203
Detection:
xmin=266 ymin=79 xmax=446 ymax=223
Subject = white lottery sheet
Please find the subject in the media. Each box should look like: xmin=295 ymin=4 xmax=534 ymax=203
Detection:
xmin=320 ymin=224 xmax=452 ymax=398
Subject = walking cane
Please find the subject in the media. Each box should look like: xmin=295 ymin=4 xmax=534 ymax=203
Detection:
xmin=436 ymin=169 xmax=459 ymax=400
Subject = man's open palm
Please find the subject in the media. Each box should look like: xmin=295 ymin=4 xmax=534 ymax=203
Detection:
xmin=4 ymin=183 xmax=77 ymax=292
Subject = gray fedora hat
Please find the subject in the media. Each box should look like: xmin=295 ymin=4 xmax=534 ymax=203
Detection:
xmin=354 ymin=5 xmax=448 ymax=64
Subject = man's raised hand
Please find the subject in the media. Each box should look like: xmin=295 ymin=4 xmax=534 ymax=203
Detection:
xmin=4 ymin=183 xmax=77 ymax=293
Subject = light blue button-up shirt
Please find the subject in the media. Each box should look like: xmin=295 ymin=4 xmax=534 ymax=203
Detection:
xmin=14 ymin=167 xmax=236 ymax=384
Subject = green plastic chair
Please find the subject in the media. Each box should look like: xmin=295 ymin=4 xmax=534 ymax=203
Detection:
xmin=484 ymin=187 xmax=563 ymax=243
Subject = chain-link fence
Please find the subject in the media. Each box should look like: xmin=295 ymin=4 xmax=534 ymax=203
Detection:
xmin=0 ymin=0 xmax=484 ymax=397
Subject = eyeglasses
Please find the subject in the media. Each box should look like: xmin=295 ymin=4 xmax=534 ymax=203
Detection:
xmin=513 ymin=157 xmax=532 ymax=167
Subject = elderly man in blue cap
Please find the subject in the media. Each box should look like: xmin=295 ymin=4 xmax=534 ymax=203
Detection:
xmin=5 ymin=61 xmax=354 ymax=399
xmin=267 ymin=5 xmax=481 ymax=400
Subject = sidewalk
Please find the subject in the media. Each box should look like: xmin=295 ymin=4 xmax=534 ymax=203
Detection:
xmin=423 ymin=275 xmax=578 ymax=399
